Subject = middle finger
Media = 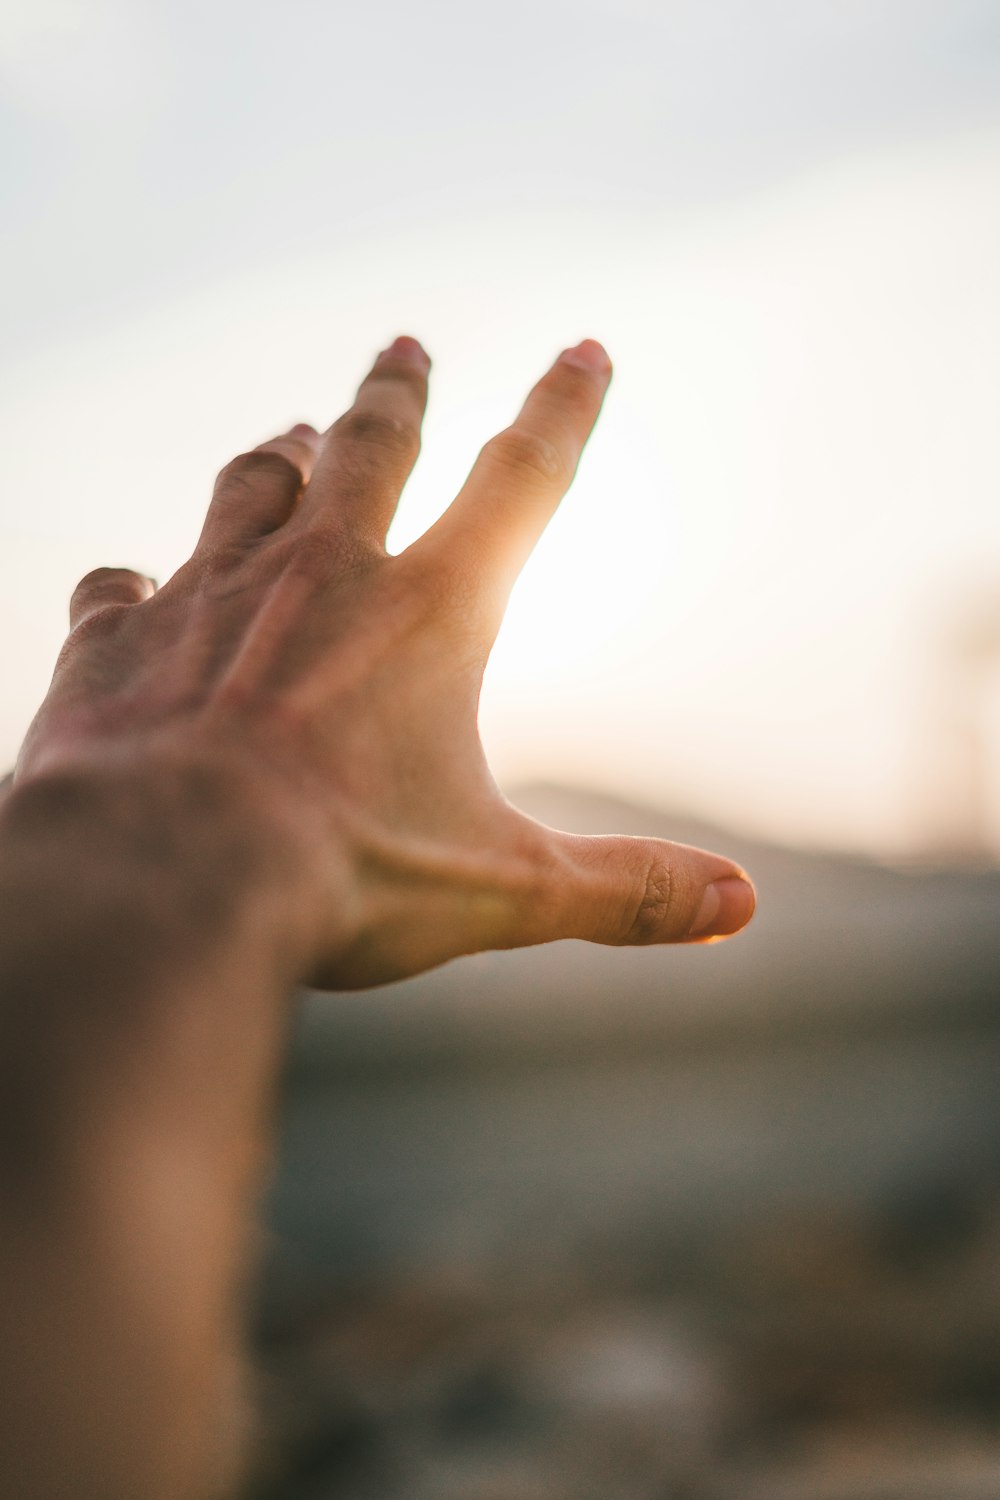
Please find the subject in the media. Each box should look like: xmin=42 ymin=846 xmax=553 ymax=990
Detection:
xmin=296 ymin=335 xmax=430 ymax=545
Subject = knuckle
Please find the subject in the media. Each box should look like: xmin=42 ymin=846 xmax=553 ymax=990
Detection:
xmin=188 ymin=536 xmax=255 ymax=589
xmin=485 ymin=427 xmax=567 ymax=486
xmin=332 ymin=409 xmax=419 ymax=460
xmin=623 ymin=853 xmax=676 ymax=945
xmin=66 ymin=601 xmax=131 ymax=646
xmin=217 ymin=450 xmax=304 ymax=491
xmin=73 ymin=565 xmax=143 ymax=596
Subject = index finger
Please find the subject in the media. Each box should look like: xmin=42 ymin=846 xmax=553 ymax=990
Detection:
xmin=410 ymin=340 xmax=611 ymax=610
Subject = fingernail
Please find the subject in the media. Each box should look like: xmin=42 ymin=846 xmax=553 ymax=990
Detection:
xmin=688 ymin=876 xmax=756 ymax=940
xmin=559 ymin=339 xmax=612 ymax=374
xmin=381 ymin=335 xmax=430 ymax=366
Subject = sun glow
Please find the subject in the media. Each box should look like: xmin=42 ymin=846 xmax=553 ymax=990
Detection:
xmin=391 ymin=392 xmax=672 ymax=685
xmin=2 ymin=124 xmax=999 ymax=856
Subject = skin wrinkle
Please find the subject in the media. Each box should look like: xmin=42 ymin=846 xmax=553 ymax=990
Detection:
xmin=625 ymin=854 xmax=675 ymax=945
xmin=0 ymin=338 xmax=755 ymax=1500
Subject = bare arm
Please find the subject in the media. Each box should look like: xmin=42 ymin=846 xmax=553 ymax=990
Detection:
xmin=0 ymin=763 xmax=313 ymax=1498
xmin=0 ymin=337 xmax=754 ymax=1499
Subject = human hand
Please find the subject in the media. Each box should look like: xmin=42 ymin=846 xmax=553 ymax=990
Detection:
xmin=15 ymin=337 xmax=754 ymax=988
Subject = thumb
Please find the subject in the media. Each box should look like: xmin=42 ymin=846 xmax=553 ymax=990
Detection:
xmin=525 ymin=829 xmax=756 ymax=947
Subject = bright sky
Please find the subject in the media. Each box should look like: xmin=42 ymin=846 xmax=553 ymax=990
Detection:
xmin=2 ymin=0 xmax=1000 ymax=858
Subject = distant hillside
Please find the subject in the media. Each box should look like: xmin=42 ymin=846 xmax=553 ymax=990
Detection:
xmin=291 ymin=783 xmax=1000 ymax=1075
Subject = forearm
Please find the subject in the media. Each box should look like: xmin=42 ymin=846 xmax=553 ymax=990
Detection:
xmin=0 ymin=759 xmax=319 ymax=1499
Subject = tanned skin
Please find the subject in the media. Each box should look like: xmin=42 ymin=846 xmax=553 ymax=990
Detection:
xmin=0 ymin=336 xmax=754 ymax=1499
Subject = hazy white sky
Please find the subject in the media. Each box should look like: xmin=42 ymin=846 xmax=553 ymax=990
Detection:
xmin=2 ymin=1 xmax=999 ymax=856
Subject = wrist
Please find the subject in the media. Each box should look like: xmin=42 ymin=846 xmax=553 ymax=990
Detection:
xmin=1 ymin=748 xmax=345 ymax=993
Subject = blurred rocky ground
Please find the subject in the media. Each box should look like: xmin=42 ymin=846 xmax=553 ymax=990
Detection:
xmin=248 ymin=1188 xmax=1000 ymax=1500
xmin=244 ymin=788 xmax=1000 ymax=1500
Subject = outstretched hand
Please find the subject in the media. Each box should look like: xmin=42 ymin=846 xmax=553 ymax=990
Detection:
xmin=15 ymin=336 xmax=754 ymax=988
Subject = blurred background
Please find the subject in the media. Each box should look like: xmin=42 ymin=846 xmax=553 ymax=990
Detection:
xmin=3 ymin=2 xmax=1000 ymax=1496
